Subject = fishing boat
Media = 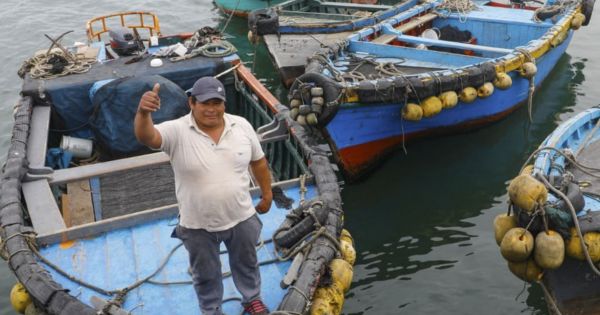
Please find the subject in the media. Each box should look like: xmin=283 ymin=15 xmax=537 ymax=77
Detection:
xmin=494 ymin=107 xmax=600 ymax=315
xmin=0 ymin=12 xmax=354 ymax=315
xmin=247 ymin=0 xmax=417 ymax=86
xmin=281 ymin=0 xmax=594 ymax=181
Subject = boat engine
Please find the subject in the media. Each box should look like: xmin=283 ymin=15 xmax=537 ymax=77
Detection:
xmin=108 ymin=26 xmax=144 ymax=56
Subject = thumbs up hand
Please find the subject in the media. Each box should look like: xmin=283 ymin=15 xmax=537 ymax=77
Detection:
xmin=138 ymin=83 xmax=161 ymax=114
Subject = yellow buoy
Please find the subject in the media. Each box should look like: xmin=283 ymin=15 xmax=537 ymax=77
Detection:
xmin=10 ymin=283 xmax=32 ymax=314
xmin=566 ymin=228 xmax=600 ymax=262
xmin=420 ymin=96 xmax=443 ymax=118
xmin=493 ymin=72 xmax=512 ymax=90
xmin=493 ymin=213 xmax=518 ymax=246
xmin=402 ymin=103 xmax=423 ymax=121
xmin=306 ymin=113 xmax=319 ymax=126
xmin=507 ymin=173 xmax=548 ymax=213
xmin=296 ymin=115 xmax=307 ymax=126
xmin=439 ymin=91 xmax=458 ymax=109
xmin=508 ymin=258 xmax=543 ymax=282
xmin=459 ymin=87 xmax=477 ymax=103
xmin=520 ymin=165 xmax=534 ymax=175
xmin=290 ymin=108 xmax=300 ymax=120
xmin=340 ymin=238 xmax=356 ymax=265
xmin=247 ymin=30 xmax=260 ymax=45
xmin=500 ymin=227 xmax=534 ymax=262
xmin=290 ymin=98 xmax=302 ymax=108
xmin=310 ymin=298 xmax=334 ymax=315
xmin=330 ymin=258 xmax=354 ymax=293
xmin=477 ymin=82 xmax=494 ymax=98
xmin=340 ymin=229 xmax=354 ymax=245
xmin=571 ymin=13 xmax=585 ymax=30
xmin=314 ymin=282 xmax=345 ymax=314
xmin=520 ymin=62 xmax=537 ymax=79
xmin=534 ymin=230 xmax=565 ymax=270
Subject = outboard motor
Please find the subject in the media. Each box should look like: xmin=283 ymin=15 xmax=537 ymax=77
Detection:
xmin=108 ymin=26 xmax=144 ymax=56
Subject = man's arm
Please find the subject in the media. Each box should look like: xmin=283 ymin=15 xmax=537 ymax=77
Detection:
xmin=250 ymin=157 xmax=273 ymax=214
xmin=134 ymin=83 xmax=162 ymax=149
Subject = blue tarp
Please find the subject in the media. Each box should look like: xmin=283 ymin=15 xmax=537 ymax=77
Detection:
xmin=90 ymin=75 xmax=188 ymax=156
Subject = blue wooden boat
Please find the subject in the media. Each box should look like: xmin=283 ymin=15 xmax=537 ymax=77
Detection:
xmin=496 ymin=107 xmax=600 ymax=315
xmin=0 ymin=12 xmax=353 ymax=315
xmin=285 ymin=0 xmax=594 ymax=181
xmin=248 ymin=0 xmax=417 ymax=87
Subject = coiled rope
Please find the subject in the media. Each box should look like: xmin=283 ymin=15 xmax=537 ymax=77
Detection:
xmin=436 ymin=0 xmax=479 ymax=22
xmin=169 ymin=40 xmax=237 ymax=62
xmin=20 ymin=49 xmax=95 ymax=79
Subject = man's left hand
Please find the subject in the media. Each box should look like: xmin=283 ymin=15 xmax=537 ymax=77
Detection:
xmin=255 ymin=195 xmax=272 ymax=214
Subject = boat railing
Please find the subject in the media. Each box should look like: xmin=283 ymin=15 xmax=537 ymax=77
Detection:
xmin=232 ymin=64 xmax=310 ymax=181
xmin=86 ymin=11 xmax=161 ymax=43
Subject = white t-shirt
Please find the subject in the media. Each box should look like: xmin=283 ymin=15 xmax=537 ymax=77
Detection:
xmin=156 ymin=113 xmax=264 ymax=231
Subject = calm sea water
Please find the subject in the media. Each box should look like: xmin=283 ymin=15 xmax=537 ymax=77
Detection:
xmin=0 ymin=1 xmax=598 ymax=314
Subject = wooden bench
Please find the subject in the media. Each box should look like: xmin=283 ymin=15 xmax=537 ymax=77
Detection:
xmin=372 ymin=13 xmax=438 ymax=44
xmin=320 ymin=1 xmax=392 ymax=11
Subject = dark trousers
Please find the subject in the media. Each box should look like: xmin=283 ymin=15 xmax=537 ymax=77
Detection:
xmin=175 ymin=214 xmax=263 ymax=315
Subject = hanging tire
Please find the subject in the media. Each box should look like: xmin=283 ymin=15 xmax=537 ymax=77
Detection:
xmin=248 ymin=8 xmax=279 ymax=35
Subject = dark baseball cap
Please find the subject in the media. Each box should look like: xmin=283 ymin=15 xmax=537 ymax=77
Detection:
xmin=186 ymin=77 xmax=226 ymax=103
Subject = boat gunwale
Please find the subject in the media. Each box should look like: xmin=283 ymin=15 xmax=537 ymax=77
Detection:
xmin=313 ymin=0 xmax=581 ymax=90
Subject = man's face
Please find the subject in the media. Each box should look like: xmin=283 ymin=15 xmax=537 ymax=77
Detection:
xmin=190 ymin=98 xmax=225 ymax=129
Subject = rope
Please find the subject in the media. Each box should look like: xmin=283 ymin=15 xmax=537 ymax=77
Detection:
xmin=20 ymin=49 xmax=95 ymax=79
xmin=169 ymin=40 xmax=237 ymax=62
xmin=273 ymin=226 xmax=341 ymax=262
xmin=299 ymin=174 xmax=307 ymax=206
xmin=537 ymin=280 xmax=564 ymax=315
xmin=220 ymin=0 xmax=241 ymax=34
xmin=536 ymin=174 xmax=600 ymax=277
xmin=516 ymin=47 xmax=536 ymax=122
xmin=436 ymin=0 xmax=479 ymax=22
xmin=520 ymin=146 xmax=600 ymax=178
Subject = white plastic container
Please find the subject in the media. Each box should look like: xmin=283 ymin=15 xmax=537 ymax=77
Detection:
xmin=60 ymin=136 xmax=93 ymax=158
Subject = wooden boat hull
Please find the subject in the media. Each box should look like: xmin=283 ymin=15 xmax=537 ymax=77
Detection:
xmin=532 ymin=108 xmax=600 ymax=315
xmin=324 ymin=31 xmax=574 ymax=180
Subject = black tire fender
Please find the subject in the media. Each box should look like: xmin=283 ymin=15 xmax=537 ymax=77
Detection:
xmin=248 ymin=8 xmax=279 ymax=35
xmin=289 ymin=72 xmax=343 ymax=127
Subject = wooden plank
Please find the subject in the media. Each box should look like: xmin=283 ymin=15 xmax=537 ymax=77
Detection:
xmin=22 ymin=180 xmax=66 ymax=235
xmin=26 ymin=106 xmax=51 ymax=168
xmin=50 ymin=151 xmax=169 ymax=185
xmin=395 ymin=13 xmax=438 ymax=33
xmin=36 ymin=176 xmax=314 ymax=245
xmin=65 ymin=180 xmax=95 ymax=227
xmin=320 ymin=2 xmax=391 ymax=11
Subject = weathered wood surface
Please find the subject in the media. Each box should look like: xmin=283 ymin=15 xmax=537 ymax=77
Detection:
xmin=64 ymin=180 xmax=95 ymax=227
xmin=22 ymin=180 xmax=66 ymax=235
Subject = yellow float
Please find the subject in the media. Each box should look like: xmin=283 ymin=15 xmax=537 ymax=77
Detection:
xmin=439 ymin=91 xmax=458 ymax=109
xmin=500 ymin=227 xmax=534 ymax=262
xmin=402 ymin=103 xmax=423 ymax=121
xmin=493 ymin=72 xmax=512 ymax=90
xmin=534 ymin=230 xmax=565 ymax=270
xmin=507 ymin=173 xmax=548 ymax=213
xmin=493 ymin=213 xmax=518 ymax=246
xmin=10 ymin=283 xmax=31 ymax=314
xmin=459 ymin=87 xmax=477 ymax=103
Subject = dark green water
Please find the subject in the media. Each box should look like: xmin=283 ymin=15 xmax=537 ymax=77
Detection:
xmin=0 ymin=1 xmax=598 ymax=314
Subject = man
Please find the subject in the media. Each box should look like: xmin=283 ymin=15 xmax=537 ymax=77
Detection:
xmin=134 ymin=76 xmax=273 ymax=315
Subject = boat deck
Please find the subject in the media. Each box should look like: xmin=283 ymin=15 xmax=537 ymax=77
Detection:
xmin=38 ymin=185 xmax=318 ymax=314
